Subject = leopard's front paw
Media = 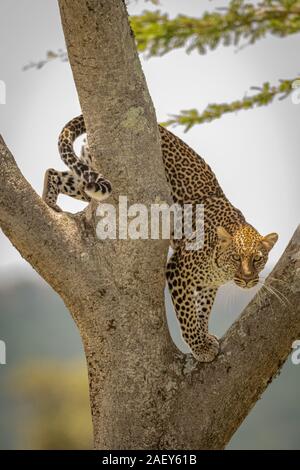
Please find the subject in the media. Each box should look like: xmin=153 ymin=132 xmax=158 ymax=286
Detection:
xmin=190 ymin=334 xmax=220 ymax=363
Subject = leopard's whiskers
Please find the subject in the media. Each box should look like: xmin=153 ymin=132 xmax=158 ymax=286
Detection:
xmin=258 ymin=281 xmax=285 ymax=306
xmin=258 ymin=280 xmax=291 ymax=308
xmin=261 ymin=275 xmax=291 ymax=289
xmin=265 ymin=280 xmax=292 ymax=307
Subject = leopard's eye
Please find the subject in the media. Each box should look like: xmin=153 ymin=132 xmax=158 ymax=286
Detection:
xmin=253 ymin=253 xmax=263 ymax=262
xmin=232 ymin=254 xmax=240 ymax=261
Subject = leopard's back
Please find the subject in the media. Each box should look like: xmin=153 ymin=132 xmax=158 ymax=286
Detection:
xmin=159 ymin=125 xmax=224 ymax=205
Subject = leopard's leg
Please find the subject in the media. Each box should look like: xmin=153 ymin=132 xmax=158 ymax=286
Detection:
xmin=166 ymin=254 xmax=219 ymax=362
xmin=193 ymin=286 xmax=219 ymax=360
xmin=42 ymin=169 xmax=91 ymax=211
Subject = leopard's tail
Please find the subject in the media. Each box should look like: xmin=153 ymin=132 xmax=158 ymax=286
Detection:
xmin=58 ymin=115 xmax=87 ymax=172
xmin=58 ymin=115 xmax=112 ymax=201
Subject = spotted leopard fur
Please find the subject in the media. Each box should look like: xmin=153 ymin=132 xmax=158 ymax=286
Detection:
xmin=43 ymin=115 xmax=278 ymax=362
xmin=43 ymin=115 xmax=112 ymax=212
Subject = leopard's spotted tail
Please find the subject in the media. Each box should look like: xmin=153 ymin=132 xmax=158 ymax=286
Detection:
xmin=58 ymin=115 xmax=112 ymax=201
xmin=42 ymin=115 xmax=112 ymax=211
xmin=58 ymin=115 xmax=87 ymax=171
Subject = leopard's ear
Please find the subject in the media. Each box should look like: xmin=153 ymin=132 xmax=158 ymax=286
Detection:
xmin=261 ymin=232 xmax=278 ymax=251
xmin=216 ymin=226 xmax=232 ymax=249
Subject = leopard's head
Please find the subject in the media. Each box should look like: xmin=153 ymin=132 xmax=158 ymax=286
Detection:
xmin=216 ymin=224 xmax=278 ymax=288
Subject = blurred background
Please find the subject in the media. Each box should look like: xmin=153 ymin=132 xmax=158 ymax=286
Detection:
xmin=0 ymin=0 xmax=299 ymax=449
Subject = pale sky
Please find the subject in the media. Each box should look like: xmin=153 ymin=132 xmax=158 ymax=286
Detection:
xmin=0 ymin=0 xmax=299 ymax=273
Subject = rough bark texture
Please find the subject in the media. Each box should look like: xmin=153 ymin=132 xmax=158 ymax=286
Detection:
xmin=57 ymin=0 xmax=173 ymax=450
xmin=0 ymin=0 xmax=299 ymax=450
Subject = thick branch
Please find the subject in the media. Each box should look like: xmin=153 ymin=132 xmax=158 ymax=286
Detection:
xmin=0 ymin=136 xmax=86 ymax=298
xmin=57 ymin=0 xmax=173 ymax=449
xmin=165 ymin=225 xmax=300 ymax=449
xmin=58 ymin=0 xmax=169 ymax=205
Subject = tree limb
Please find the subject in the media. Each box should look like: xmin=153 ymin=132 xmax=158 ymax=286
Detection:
xmin=162 ymin=79 xmax=295 ymax=131
xmin=57 ymin=0 xmax=173 ymax=449
xmin=0 ymin=135 xmax=86 ymax=298
xmin=133 ymin=1 xmax=300 ymax=56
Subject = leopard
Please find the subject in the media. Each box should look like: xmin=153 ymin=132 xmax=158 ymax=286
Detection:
xmin=43 ymin=115 xmax=278 ymax=362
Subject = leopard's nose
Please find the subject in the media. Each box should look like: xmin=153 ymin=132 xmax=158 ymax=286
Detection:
xmin=241 ymin=269 xmax=254 ymax=280
xmin=241 ymin=260 xmax=253 ymax=278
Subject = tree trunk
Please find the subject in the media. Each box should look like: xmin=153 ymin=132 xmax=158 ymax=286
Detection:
xmin=57 ymin=0 xmax=174 ymax=449
xmin=0 ymin=0 xmax=299 ymax=450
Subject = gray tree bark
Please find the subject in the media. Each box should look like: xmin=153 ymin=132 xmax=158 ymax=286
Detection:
xmin=0 ymin=0 xmax=299 ymax=450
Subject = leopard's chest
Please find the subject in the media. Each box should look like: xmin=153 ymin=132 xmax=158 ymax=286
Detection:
xmin=180 ymin=235 xmax=232 ymax=287
xmin=198 ymin=256 xmax=231 ymax=287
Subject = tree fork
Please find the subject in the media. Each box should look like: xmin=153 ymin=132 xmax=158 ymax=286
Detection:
xmin=0 ymin=0 xmax=299 ymax=450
